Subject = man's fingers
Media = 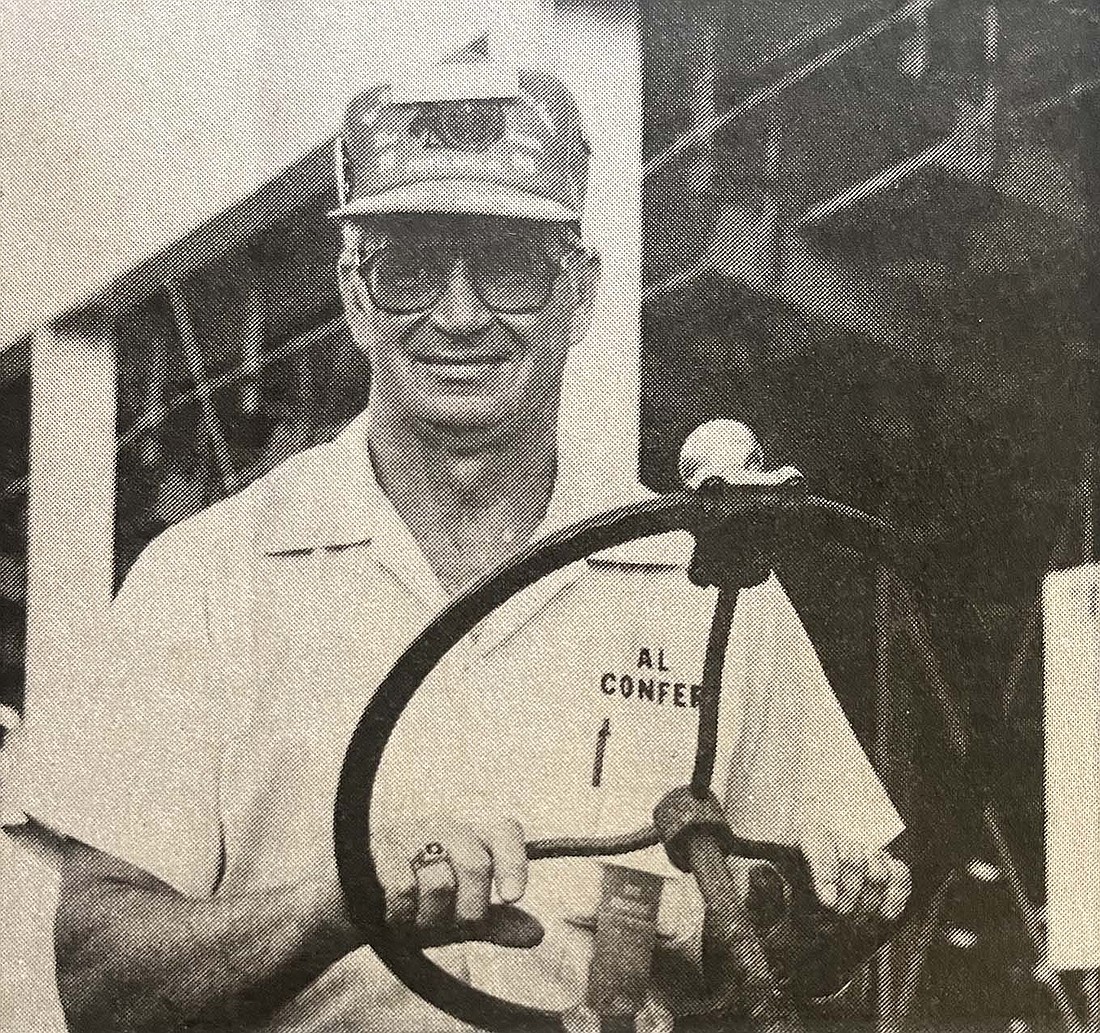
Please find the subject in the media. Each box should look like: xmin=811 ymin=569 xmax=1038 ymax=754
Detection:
xmin=450 ymin=840 xmax=494 ymax=926
xmin=414 ymin=853 xmax=456 ymax=931
xmin=854 ymin=849 xmax=893 ymax=918
xmin=882 ymin=855 xmax=912 ymax=922
xmin=800 ymin=826 xmax=910 ymax=921
xmin=481 ymin=818 xmax=528 ymax=903
xmin=375 ymin=816 xmax=531 ymax=943
xmin=472 ymin=904 xmax=545 ymax=948
xmin=418 ymin=904 xmax=544 ymax=949
xmin=835 ymin=848 xmax=869 ymax=916
xmin=373 ymin=842 xmax=417 ymax=928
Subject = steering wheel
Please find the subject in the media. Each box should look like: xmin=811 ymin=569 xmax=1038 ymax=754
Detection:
xmin=334 ymin=478 xmax=937 ymax=1033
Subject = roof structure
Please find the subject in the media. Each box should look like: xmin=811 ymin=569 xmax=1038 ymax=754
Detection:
xmin=0 ymin=0 xmax=556 ymax=352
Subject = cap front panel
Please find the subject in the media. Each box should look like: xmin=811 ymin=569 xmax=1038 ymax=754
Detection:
xmin=337 ymin=65 xmax=588 ymax=220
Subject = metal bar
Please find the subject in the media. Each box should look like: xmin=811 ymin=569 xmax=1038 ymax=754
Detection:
xmin=892 ymin=582 xmax=1082 ymax=1032
xmin=1018 ymin=77 xmax=1100 ymax=120
xmin=691 ymin=587 xmax=739 ymax=798
xmin=641 ymin=258 xmax=711 ymax=307
xmin=798 ymin=67 xmax=1097 ymax=231
xmin=798 ymin=0 xmax=998 ymax=230
xmin=647 ymin=67 xmax=1092 ymax=308
xmin=797 ymin=59 xmax=1003 ymax=229
xmin=983 ymin=805 xmax=1083 ymax=1033
xmin=122 ymin=314 xmax=340 ymax=455
xmin=166 ymin=284 xmax=237 ymax=493
xmin=748 ymin=9 xmax=846 ymax=73
xmin=797 ymin=134 xmax=951 ymax=227
xmin=643 ymin=0 xmax=942 ymax=182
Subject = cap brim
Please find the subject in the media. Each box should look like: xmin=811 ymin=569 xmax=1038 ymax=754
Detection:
xmin=328 ymin=179 xmax=578 ymax=221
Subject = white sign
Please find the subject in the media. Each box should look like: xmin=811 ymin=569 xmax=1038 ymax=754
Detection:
xmin=1043 ymin=563 xmax=1100 ymax=969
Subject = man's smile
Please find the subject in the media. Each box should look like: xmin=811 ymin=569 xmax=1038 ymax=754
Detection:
xmin=407 ymin=341 xmax=516 ymax=382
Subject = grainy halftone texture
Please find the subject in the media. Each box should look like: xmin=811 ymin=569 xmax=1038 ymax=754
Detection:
xmin=3 ymin=1 xmax=1099 ymax=1032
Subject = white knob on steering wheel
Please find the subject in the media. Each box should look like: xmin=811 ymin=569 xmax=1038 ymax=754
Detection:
xmin=679 ymin=420 xmax=803 ymax=490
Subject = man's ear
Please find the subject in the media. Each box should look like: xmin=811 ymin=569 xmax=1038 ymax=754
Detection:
xmin=568 ymin=248 xmax=602 ymax=347
xmin=337 ymin=254 xmax=370 ymax=335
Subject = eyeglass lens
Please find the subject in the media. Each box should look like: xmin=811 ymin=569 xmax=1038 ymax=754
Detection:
xmin=366 ymin=238 xmax=559 ymax=314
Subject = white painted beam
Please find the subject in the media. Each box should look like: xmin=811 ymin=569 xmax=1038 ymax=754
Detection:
xmin=555 ymin=3 xmax=641 ymax=487
xmin=25 ymin=321 xmax=116 ymax=729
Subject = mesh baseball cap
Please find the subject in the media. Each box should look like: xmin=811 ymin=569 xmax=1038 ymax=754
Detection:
xmin=332 ymin=59 xmax=591 ymax=222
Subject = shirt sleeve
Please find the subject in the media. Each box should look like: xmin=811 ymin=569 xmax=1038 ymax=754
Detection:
xmin=720 ymin=574 xmax=904 ymax=853
xmin=14 ymin=520 xmax=227 ymax=896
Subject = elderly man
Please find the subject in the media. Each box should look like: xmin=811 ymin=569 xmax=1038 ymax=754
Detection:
xmin=17 ymin=56 xmax=909 ymax=1033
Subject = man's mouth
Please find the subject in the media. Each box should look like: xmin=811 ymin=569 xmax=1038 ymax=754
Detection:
xmin=416 ymin=354 xmax=508 ymax=364
xmin=410 ymin=350 xmax=512 ymax=378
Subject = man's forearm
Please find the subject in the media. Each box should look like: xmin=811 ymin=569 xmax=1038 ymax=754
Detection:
xmin=57 ymin=868 xmax=362 ymax=1033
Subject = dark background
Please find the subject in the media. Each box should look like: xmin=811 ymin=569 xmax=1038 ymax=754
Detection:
xmin=642 ymin=0 xmax=1098 ymax=1026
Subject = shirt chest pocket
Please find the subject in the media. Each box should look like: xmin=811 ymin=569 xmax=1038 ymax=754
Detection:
xmin=250 ymin=547 xmax=427 ymax=693
xmin=588 ymin=664 xmax=703 ymax=800
xmin=219 ymin=548 xmax=434 ymax=868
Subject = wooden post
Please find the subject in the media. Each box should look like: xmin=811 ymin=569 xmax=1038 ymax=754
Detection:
xmin=554 ymin=1 xmax=641 ymax=486
xmin=26 ymin=317 xmax=116 ymax=724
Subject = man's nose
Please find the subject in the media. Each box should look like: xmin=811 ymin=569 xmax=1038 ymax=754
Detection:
xmin=429 ymin=260 xmax=494 ymax=337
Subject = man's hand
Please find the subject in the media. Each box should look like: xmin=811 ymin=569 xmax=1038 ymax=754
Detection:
xmin=371 ymin=814 xmax=544 ymax=949
xmin=797 ymin=825 xmax=911 ymax=922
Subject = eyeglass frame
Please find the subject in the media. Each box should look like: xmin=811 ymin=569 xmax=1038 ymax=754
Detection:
xmin=351 ymin=230 xmax=588 ymax=317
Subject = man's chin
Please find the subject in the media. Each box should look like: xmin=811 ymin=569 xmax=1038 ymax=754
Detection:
xmin=416 ymin=404 xmax=510 ymax=447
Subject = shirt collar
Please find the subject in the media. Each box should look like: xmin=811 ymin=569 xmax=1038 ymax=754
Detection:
xmin=258 ymin=408 xmax=649 ymax=556
xmin=259 ymin=408 xmax=385 ymax=554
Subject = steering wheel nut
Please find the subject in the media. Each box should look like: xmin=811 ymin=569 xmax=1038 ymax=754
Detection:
xmin=653 ymin=786 xmax=738 ymax=873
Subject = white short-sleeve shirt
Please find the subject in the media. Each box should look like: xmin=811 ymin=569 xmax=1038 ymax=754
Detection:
xmin=16 ymin=411 xmax=903 ymax=1027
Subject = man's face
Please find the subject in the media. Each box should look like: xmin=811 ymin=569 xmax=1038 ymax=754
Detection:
xmin=339 ymin=215 xmax=599 ymax=445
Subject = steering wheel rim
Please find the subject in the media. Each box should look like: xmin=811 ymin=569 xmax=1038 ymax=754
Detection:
xmin=334 ymin=485 xmax=931 ymax=1033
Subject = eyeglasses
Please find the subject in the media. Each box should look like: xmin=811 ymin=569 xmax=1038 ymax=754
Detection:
xmin=357 ymin=237 xmax=575 ymax=316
